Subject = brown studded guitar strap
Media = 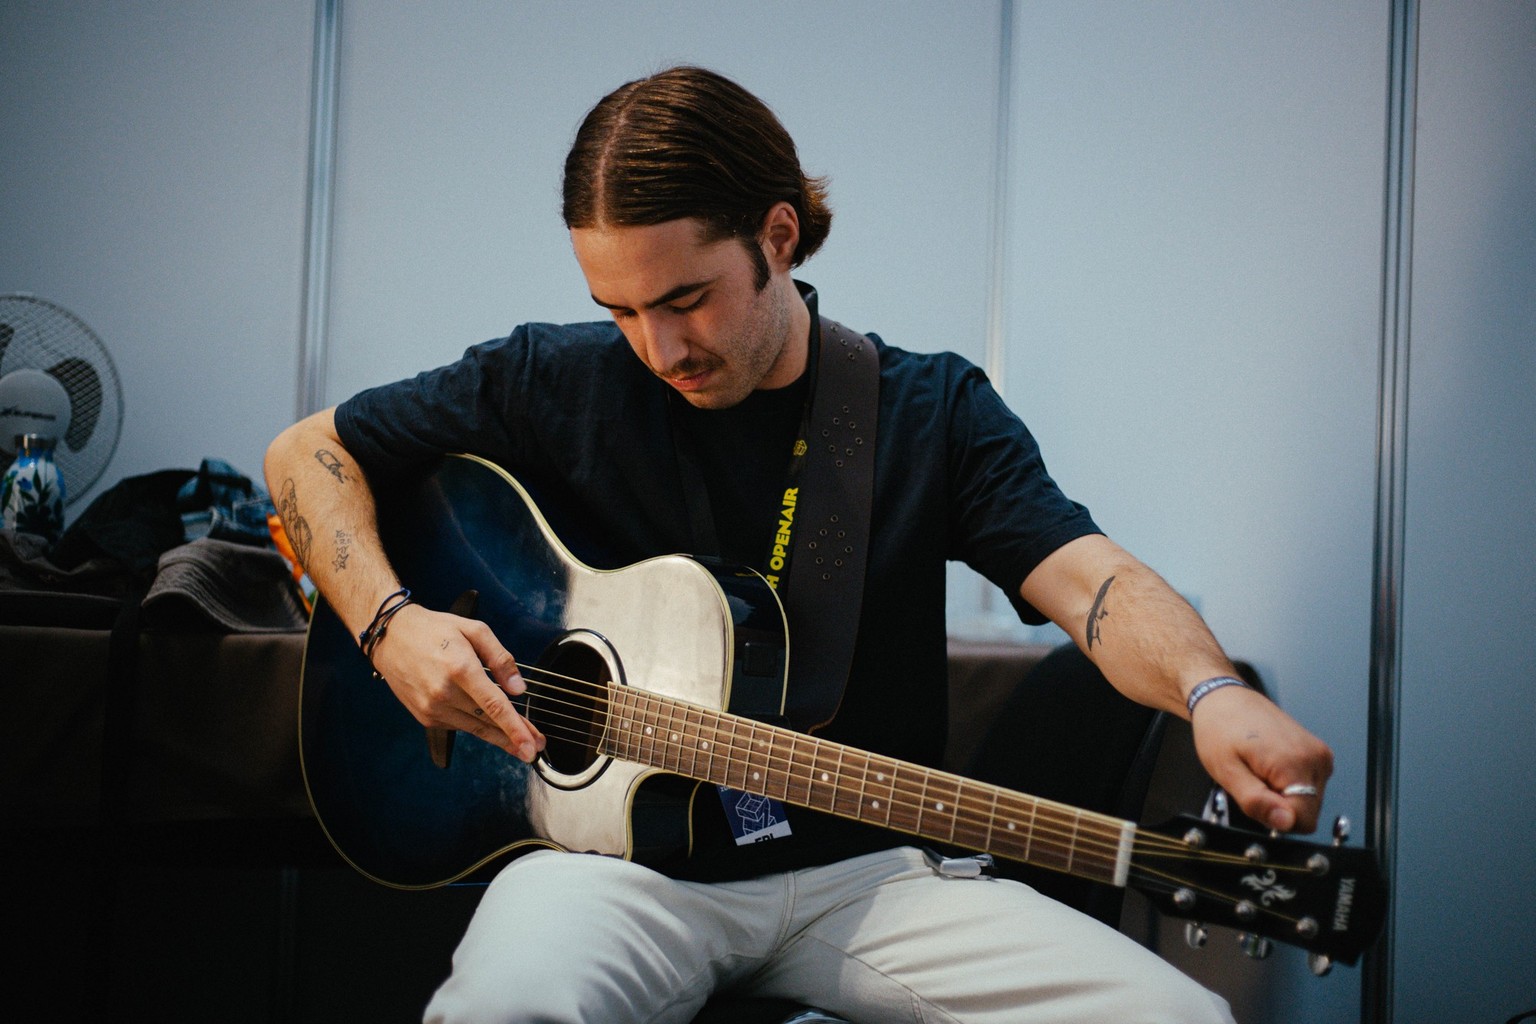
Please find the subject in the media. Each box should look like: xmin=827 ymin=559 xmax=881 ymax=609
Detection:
xmin=774 ymin=316 xmax=880 ymax=731
xmin=670 ymin=311 xmax=881 ymax=733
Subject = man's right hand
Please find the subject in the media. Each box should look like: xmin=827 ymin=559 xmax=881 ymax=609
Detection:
xmin=265 ymin=409 xmax=546 ymax=764
xmin=367 ymin=603 xmax=547 ymax=763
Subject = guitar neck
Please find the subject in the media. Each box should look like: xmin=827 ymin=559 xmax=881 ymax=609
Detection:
xmin=603 ymin=684 xmax=1137 ymax=887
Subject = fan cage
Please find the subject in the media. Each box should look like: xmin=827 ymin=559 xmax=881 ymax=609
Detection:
xmin=0 ymin=294 xmax=124 ymax=505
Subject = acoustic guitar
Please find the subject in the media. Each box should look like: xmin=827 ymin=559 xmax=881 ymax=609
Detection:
xmin=299 ymin=453 xmax=1384 ymax=972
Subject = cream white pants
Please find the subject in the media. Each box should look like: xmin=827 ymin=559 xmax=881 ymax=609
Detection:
xmin=424 ymin=845 xmax=1234 ymax=1024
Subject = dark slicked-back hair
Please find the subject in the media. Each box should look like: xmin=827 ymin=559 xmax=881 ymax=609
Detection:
xmin=562 ymin=66 xmax=832 ymax=273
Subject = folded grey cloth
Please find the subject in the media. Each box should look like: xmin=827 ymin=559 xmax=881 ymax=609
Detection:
xmin=141 ymin=537 xmax=309 ymax=633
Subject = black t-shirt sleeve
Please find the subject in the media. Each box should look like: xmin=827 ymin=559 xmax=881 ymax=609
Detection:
xmin=943 ymin=360 xmax=1101 ymax=623
xmin=333 ymin=330 xmax=535 ymax=484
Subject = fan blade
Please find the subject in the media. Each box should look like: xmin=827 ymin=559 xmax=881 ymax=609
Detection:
xmin=47 ymin=357 xmax=103 ymax=453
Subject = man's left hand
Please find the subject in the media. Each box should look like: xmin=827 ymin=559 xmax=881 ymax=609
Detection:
xmin=1188 ymin=684 xmax=1335 ymax=833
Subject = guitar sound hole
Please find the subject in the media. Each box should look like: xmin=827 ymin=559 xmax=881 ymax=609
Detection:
xmin=530 ymin=640 xmax=610 ymax=776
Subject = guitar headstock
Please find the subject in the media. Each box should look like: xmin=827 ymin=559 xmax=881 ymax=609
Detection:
xmin=1129 ymin=812 xmax=1386 ymax=971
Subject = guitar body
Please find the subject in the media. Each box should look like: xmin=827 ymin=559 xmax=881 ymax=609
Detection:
xmin=300 ymin=454 xmax=790 ymax=888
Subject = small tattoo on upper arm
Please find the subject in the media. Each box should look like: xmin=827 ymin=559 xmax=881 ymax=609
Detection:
xmin=277 ymin=479 xmax=314 ymax=571
xmin=1086 ymin=575 xmax=1116 ymax=650
xmin=315 ymin=448 xmax=348 ymax=483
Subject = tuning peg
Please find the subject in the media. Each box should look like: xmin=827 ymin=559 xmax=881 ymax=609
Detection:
xmin=1308 ymin=952 xmax=1333 ymax=977
xmin=1184 ymin=922 xmax=1208 ymax=949
xmin=1201 ymin=788 xmax=1231 ymax=826
xmin=1332 ymin=815 xmax=1351 ymax=846
xmin=1237 ymin=932 xmax=1273 ymax=959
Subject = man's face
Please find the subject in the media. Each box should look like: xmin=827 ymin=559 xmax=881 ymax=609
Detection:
xmin=571 ymin=217 xmax=803 ymax=410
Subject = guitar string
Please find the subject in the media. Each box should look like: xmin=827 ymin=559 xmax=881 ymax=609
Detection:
xmin=604 ymin=683 xmax=1292 ymax=879
xmin=513 ymin=661 xmax=1273 ymax=872
xmin=507 ymin=664 xmax=1329 ymax=934
xmin=505 ymin=657 xmax=1310 ymax=882
xmin=520 ymin=671 xmax=1328 ymax=946
xmin=518 ymin=664 xmax=1285 ymax=882
xmin=1127 ymin=861 xmax=1308 ymax=930
xmin=510 ymin=665 xmax=1133 ymax=876
xmin=612 ymin=683 xmax=1158 ymax=875
xmin=506 ymin=662 xmax=1274 ymax=880
xmin=522 ymin=665 xmax=1128 ymax=853
xmin=519 ymin=674 xmax=1329 ymax=948
xmin=520 ymin=664 xmax=1329 ymax=941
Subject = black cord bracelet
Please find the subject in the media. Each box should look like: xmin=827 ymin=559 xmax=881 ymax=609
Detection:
xmin=359 ymin=587 xmax=413 ymax=673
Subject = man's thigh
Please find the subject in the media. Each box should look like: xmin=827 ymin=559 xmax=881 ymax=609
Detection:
xmin=749 ymin=847 xmax=1234 ymax=1024
xmin=424 ymin=849 xmax=785 ymax=1024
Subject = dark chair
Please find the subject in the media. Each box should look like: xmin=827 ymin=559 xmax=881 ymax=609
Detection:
xmin=692 ymin=642 xmax=1179 ymax=1024
xmin=962 ymin=641 xmax=1168 ymax=926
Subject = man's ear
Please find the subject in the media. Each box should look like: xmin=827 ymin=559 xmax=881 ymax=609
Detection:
xmin=759 ymin=201 xmax=801 ymax=271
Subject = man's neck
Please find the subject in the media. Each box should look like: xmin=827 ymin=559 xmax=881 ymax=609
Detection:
xmin=758 ymin=277 xmax=814 ymax=390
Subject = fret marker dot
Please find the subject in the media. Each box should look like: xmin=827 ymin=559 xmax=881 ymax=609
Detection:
xmin=820 ymin=772 xmax=830 ymax=782
xmin=877 ymin=773 xmax=886 ymax=782
xmin=935 ymin=801 xmax=946 ymax=811
xmin=1006 ymin=822 xmax=1016 ymax=831
xmin=701 ymin=742 xmax=710 ymax=750
xmin=872 ymin=800 xmax=881 ymax=809
xmin=644 ymin=726 xmax=653 ymax=735
xmin=752 ymin=771 xmax=761 ymax=781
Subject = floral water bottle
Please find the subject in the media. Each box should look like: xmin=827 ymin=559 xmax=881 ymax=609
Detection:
xmin=2 ymin=433 xmax=67 ymax=544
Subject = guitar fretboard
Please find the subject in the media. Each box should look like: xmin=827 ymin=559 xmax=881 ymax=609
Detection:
xmin=603 ymin=684 xmax=1135 ymax=887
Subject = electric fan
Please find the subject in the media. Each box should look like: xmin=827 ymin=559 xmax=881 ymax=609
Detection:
xmin=0 ymin=294 xmax=124 ymax=505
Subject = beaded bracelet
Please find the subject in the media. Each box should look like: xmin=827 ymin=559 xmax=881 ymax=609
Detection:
xmin=1185 ymin=675 xmax=1250 ymax=715
xmin=359 ymin=587 xmax=413 ymax=672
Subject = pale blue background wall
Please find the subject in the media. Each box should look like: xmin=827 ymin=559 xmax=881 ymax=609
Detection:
xmin=1394 ymin=2 xmax=1536 ymax=1020
xmin=3 ymin=2 xmax=1532 ymax=1022
xmin=0 ymin=0 xmax=315 ymax=501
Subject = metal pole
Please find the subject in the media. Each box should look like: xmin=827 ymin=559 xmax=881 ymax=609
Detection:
xmin=976 ymin=0 xmax=1016 ymax=629
xmin=984 ymin=0 xmax=1015 ymax=396
xmin=1364 ymin=1 xmax=1418 ymax=1020
xmin=298 ymin=0 xmax=341 ymax=419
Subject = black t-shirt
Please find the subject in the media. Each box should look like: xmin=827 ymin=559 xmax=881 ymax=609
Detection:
xmin=335 ymin=285 xmax=1099 ymax=880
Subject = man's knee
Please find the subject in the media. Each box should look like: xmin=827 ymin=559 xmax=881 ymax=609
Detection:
xmin=424 ymin=852 xmax=724 ymax=1024
xmin=1113 ymin=966 xmax=1235 ymax=1024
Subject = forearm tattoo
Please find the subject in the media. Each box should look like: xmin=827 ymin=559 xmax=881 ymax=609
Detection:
xmin=333 ymin=529 xmax=352 ymax=572
xmin=1086 ymin=575 xmax=1115 ymax=650
xmin=277 ymin=478 xmax=314 ymax=572
xmin=315 ymin=448 xmax=348 ymax=483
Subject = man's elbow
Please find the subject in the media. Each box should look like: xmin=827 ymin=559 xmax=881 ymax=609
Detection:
xmin=265 ymin=408 xmax=339 ymax=492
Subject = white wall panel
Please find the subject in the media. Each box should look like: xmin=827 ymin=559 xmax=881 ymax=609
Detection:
xmin=1395 ymin=2 xmax=1536 ymax=1019
xmin=1001 ymin=5 xmax=1388 ymax=1021
xmin=0 ymin=0 xmax=314 ymax=507
xmin=322 ymin=1 xmax=1004 ymax=406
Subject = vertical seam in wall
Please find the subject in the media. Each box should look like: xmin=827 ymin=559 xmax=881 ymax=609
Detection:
xmin=984 ymin=0 xmax=1014 ymax=394
xmin=976 ymin=0 xmax=1016 ymax=624
xmin=1365 ymin=0 xmax=1418 ymax=1020
xmin=298 ymin=0 xmax=341 ymax=419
